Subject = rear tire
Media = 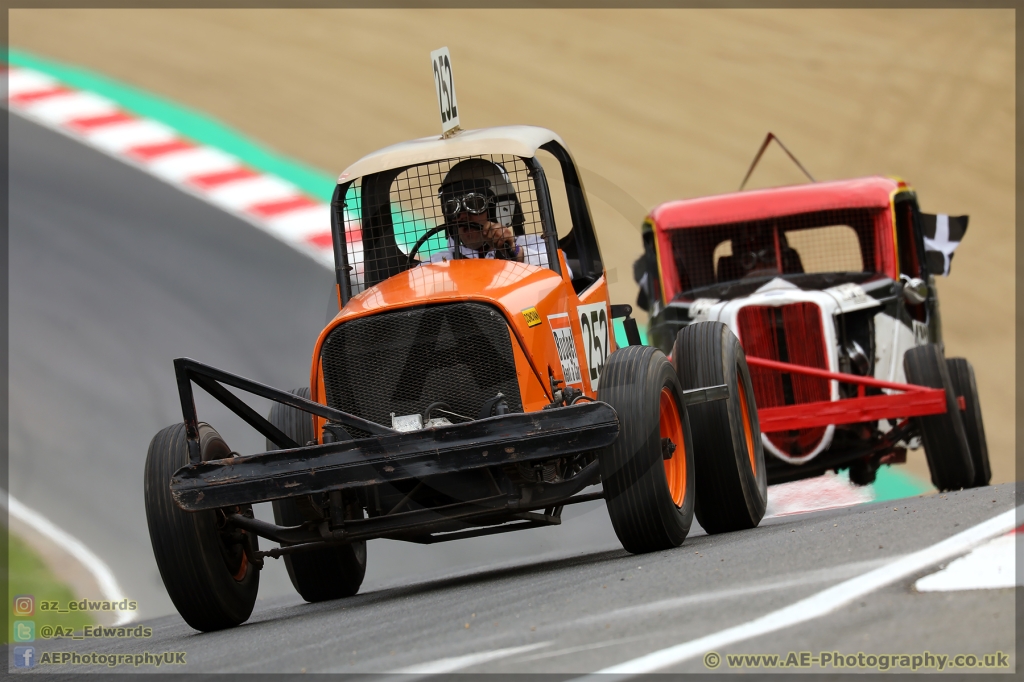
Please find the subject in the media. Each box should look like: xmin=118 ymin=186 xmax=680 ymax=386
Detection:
xmin=672 ymin=321 xmax=767 ymax=534
xmin=268 ymin=388 xmax=367 ymax=602
xmin=903 ymin=345 xmax=975 ymax=490
xmin=597 ymin=345 xmax=695 ymax=554
xmin=946 ymin=358 xmax=990 ymax=487
xmin=848 ymin=458 xmax=879 ymax=486
xmin=144 ymin=423 xmax=259 ymax=632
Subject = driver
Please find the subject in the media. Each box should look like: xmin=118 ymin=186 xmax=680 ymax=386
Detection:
xmin=728 ymin=225 xmax=803 ymax=278
xmin=734 ymin=227 xmax=778 ymax=276
xmin=424 ymin=159 xmax=556 ymax=269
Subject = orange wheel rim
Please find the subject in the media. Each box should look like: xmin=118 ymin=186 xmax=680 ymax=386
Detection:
xmin=232 ymin=550 xmax=249 ymax=581
xmin=736 ymin=372 xmax=757 ymax=475
xmin=660 ymin=387 xmax=687 ymax=507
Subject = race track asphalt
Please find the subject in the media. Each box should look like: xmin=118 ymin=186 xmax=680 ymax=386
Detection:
xmin=10 ymin=116 xmax=1017 ymax=675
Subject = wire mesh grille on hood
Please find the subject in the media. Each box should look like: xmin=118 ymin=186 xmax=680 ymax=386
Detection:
xmin=320 ymin=302 xmax=523 ymax=435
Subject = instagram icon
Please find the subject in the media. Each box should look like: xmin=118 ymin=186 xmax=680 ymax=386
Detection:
xmin=13 ymin=595 xmax=34 ymax=616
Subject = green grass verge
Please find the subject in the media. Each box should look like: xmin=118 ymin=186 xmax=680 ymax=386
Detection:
xmin=872 ymin=464 xmax=934 ymax=501
xmin=6 ymin=532 xmax=93 ymax=644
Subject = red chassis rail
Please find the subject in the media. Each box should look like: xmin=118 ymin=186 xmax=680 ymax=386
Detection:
xmin=745 ymin=356 xmax=955 ymax=433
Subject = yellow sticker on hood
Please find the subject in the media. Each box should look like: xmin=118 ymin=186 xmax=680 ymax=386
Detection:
xmin=522 ymin=307 xmax=542 ymax=327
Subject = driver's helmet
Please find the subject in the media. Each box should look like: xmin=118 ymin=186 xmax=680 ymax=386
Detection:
xmin=734 ymin=225 xmax=777 ymax=272
xmin=437 ymin=158 xmax=524 ymax=238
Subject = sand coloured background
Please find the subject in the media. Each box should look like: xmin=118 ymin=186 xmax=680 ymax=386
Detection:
xmin=10 ymin=9 xmax=1015 ymax=485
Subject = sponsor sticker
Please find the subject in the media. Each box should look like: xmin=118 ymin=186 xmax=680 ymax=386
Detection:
xmin=825 ymin=283 xmax=877 ymax=312
xmin=912 ymin=319 xmax=929 ymax=345
xmin=548 ymin=313 xmax=583 ymax=385
xmin=522 ymin=307 xmax=542 ymax=327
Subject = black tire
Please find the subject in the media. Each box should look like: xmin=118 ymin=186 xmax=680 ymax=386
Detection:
xmin=946 ymin=358 xmax=991 ymax=487
xmin=672 ymin=321 xmax=767 ymax=534
xmin=597 ymin=345 xmax=696 ymax=554
xmin=144 ymin=422 xmax=259 ymax=632
xmin=268 ymin=388 xmax=366 ymax=602
xmin=903 ymin=345 xmax=975 ymax=490
xmin=848 ymin=458 xmax=879 ymax=486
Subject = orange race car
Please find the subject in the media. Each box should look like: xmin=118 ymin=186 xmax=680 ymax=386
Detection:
xmin=144 ymin=121 xmax=767 ymax=631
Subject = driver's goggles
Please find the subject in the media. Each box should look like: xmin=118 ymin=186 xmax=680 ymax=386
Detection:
xmin=442 ymin=192 xmax=490 ymax=216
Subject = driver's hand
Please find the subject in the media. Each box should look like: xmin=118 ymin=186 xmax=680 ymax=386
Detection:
xmin=482 ymin=222 xmax=522 ymax=261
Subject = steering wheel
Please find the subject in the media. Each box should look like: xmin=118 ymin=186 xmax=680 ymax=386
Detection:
xmin=407 ymin=225 xmax=448 ymax=266
xmin=407 ymin=223 xmax=518 ymax=265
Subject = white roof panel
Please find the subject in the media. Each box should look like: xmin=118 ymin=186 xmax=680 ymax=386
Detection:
xmin=337 ymin=125 xmax=565 ymax=182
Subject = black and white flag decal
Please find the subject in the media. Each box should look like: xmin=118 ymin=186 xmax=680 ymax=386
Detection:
xmin=920 ymin=213 xmax=968 ymax=276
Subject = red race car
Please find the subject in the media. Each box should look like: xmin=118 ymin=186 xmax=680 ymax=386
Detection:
xmin=638 ymin=172 xmax=989 ymax=492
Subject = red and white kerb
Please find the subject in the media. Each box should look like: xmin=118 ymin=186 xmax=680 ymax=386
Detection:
xmin=6 ymin=65 xmax=337 ymax=269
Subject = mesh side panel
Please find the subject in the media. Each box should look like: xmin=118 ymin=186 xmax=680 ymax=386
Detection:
xmin=737 ymin=302 xmax=828 ymax=457
xmin=667 ymin=208 xmax=882 ymax=298
xmin=321 ymin=302 xmax=523 ymax=432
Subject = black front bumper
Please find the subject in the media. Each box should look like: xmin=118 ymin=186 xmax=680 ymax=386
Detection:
xmin=170 ymin=401 xmax=618 ymax=512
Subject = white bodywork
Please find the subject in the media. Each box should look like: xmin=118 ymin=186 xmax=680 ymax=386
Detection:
xmin=872 ymin=310 xmax=920 ymax=438
xmin=690 ymin=278 xmax=919 ymax=464
xmin=338 ymin=126 xmax=566 ymax=181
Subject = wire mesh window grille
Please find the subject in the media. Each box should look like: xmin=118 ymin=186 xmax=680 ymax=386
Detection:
xmin=666 ymin=208 xmax=885 ymax=299
xmin=337 ymin=155 xmax=555 ymax=295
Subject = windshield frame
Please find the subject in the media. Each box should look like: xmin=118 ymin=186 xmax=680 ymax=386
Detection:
xmin=655 ymin=206 xmax=897 ymax=303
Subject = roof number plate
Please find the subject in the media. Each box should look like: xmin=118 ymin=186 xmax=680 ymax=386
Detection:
xmin=430 ymin=47 xmax=460 ymax=137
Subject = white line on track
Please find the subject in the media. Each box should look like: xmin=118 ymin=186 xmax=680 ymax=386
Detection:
xmin=515 ymin=636 xmax=650 ymax=664
xmin=566 ymin=556 xmax=893 ymax=628
xmin=388 ymin=557 xmax=895 ymax=674
xmin=915 ymin=531 xmax=1019 ymax=591
xmin=572 ymin=506 xmax=1020 ymax=678
xmin=389 ymin=641 xmax=551 ymax=675
xmin=2 ymin=492 xmax=133 ymax=625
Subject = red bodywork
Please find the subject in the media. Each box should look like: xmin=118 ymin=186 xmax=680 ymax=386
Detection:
xmin=649 ymin=176 xmax=901 ymax=303
xmin=749 ymin=357 xmax=950 ymax=433
xmin=647 ymin=176 xmax=950 ymax=440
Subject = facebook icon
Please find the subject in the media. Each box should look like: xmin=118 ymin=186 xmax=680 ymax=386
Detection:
xmin=13 ymin=646 xmax=36 ymax=669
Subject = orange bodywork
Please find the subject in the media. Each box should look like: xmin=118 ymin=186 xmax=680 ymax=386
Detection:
xmin=309 ymin=258 xmax=613 ymax=442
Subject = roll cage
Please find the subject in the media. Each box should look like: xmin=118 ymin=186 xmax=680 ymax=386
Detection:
xmin=638 ymin=178 xmax=937 ymax=311
xmin=330 ymin=139 xmax=605 ymax=306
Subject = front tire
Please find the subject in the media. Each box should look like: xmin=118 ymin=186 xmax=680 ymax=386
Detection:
xmin=672 ymin=321 xmax=767 ymax=534
xmin=144 ymin=423 xmax=259 ymax=632
xmin=903 ymin=345 xmax=975 ymax=490
xmin=597 ymin=345 xmax=695 ymax=554
xmin=268 ymin=388 xmax=367 ymax=602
